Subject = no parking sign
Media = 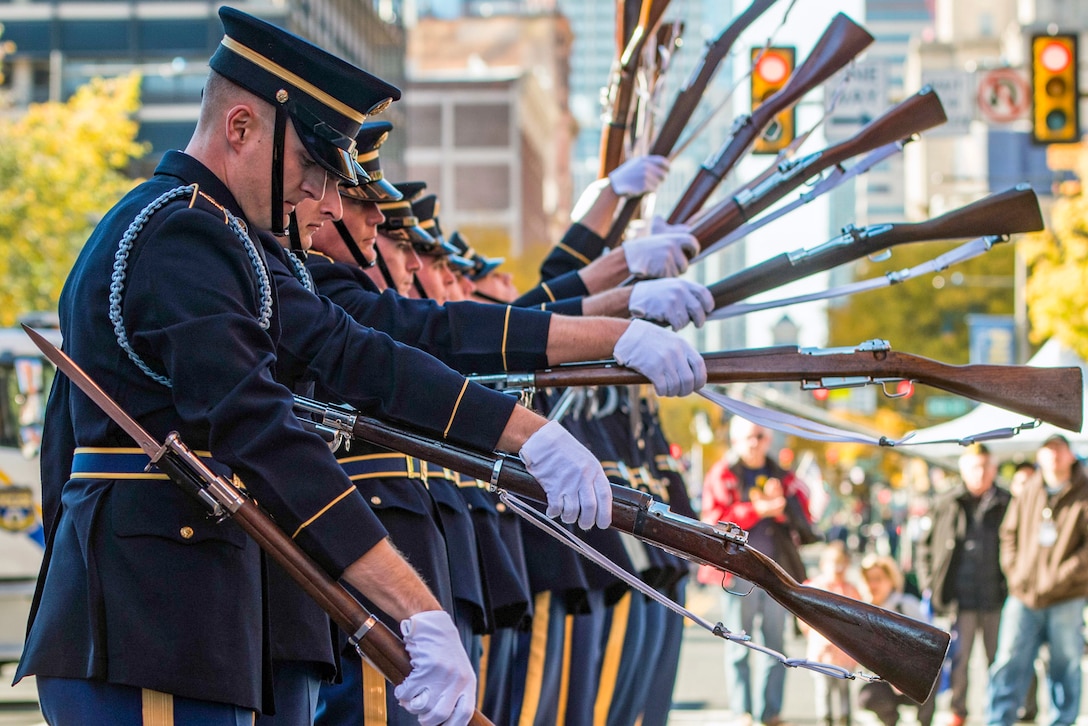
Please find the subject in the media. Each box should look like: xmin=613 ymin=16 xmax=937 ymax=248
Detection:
xmin=977 ymin=67 xmax=1031 ymax=124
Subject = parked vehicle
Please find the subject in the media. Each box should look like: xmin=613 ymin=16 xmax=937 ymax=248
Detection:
xmin=0 ymin=317 xmax=58 ymax=664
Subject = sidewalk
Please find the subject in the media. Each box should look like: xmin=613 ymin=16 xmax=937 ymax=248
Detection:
xmin=667 ymin=583 xmax=1088 ymax=726
xmin=3 ymin=587 xmax=1086 ymax=726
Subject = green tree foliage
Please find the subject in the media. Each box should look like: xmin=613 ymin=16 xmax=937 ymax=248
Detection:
xmin=824 ymin=229 xmax=1019 ymax=422
xmin=0 ymin=73 xmax=148 ymax=325
xmin=0 ymin=25 xmax=15 ymax=87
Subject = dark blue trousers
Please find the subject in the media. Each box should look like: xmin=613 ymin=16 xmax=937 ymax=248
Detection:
xmin=37 ymin=676 xmax=255 ymax=725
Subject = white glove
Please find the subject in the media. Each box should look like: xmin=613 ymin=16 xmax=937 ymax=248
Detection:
xmin=613 ymin=319 xmax=708 ymax=396
xmin=519 ymin=420 xmax=613 ymax=530
xmin=623 ymin=230 xmax=699 ymax=278
xmin=608 ymin=155 xmax=671 ymax=197
xmin=629 ymin=279 xmax=714 ymax=330
xmin=393 ymin=611 xmax=476 ymax=726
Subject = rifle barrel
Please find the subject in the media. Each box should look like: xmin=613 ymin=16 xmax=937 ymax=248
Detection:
xmin=305 ymin=400 xmax=949 ymax=704
xmin=668 ymin=13 xmax=875 ymax=224
xmin=708 ymin=185 xmax=1043 ymax=308
xmin=525 ymin=348 xmax=1083 ymax=431
xmin=598 ymin=0 xmax=672 ymax=177
xmin=603 ymin=0 xmax=781 ymax=248
xmin=690 ymin=86 xmax=948 ymax=247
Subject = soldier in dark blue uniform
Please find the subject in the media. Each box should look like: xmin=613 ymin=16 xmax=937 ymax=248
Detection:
xmin=408 ymin=194 xmax=466 ymax=304
xmin=16 ymin=8 xmax=704 ymax=725
xmin=287 ymin=123 xmax=708 ymax=723
xmin=539 ymin=154 xmax=671 ymax=280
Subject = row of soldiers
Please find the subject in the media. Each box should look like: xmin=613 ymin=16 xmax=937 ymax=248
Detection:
xmin=15 ymin=6 xmax=721 ymax=726
xmin=285 ymin=90 xmax=710 ymax=725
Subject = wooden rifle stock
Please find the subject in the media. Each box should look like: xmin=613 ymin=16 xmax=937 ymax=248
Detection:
xmin=293 ymin=395 xmax=950 ymax=704
xmin=708 ymin=184 xmax=1044 ymax=308
xmin=690 ymin=86 xmax=948 ymax=247
xmin=617 ymin=0 xmax=642 ymax=62
xmin=599 ymin=0 xmax=673 ymax=177
xmin=668 ymin=13 xmax=875 ymax=224
xmin=156 ymin=461 xmax=490 ymax=726
xmin=503 ymin=342 xmax=1083 ymax=432
xmin=21 ymin=327 xmax=497 ymax=726
xmin=603 ymin=0 xmax=781 ymax=248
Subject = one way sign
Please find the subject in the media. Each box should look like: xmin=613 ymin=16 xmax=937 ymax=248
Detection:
xmin=825 ymin=60 xmax=889 ymax=141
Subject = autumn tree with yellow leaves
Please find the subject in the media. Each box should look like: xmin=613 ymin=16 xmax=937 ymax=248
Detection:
xmin=0 ymin=71 xmax=148 ymax=325
xmin=1021 ymin=189 xmax=1088 ymax=360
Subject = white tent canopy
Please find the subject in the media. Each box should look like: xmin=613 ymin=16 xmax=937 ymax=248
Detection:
xmin=904 ymin=338 xmax=1088 ymax=466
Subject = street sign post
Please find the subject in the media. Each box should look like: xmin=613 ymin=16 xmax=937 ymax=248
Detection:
xmin=977 ymin=68 xmax=1031 ymax=124
xmin=825 ymin=60 xmax=888 ymax=142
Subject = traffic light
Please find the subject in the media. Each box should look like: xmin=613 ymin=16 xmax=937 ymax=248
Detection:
xmin=1031 ymin=34 xmax=1079 ymax=144
xmin=751 ymin=46 xmax=796 ymax=154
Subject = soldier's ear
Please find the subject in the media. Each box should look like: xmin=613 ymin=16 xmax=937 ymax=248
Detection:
xmin=224 ymin=103 xmax=258 ymax=149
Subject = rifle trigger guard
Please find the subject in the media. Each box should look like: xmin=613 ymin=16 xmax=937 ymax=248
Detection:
xmin=488 ymin=456 xmax=505 ymax=493
xmin=880 ymin=379 xmax=914 ymax=399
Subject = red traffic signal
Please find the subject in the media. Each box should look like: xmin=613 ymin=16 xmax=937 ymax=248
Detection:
xmin=751 ymin=46 xmax=796 ymax=154
xmin=1031 ymin=34 xmax=1080 ymax=144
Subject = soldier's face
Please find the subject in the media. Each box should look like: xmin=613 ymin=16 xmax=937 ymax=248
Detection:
xmin=365 ymin=233 xmax=420 ymax=295
xmin=473 ymin=270 xmax=518 ymax=303
xmin=291 ymin=188 xmax=343 ymax=250
xmin=224 ymin=101 xmax=331 ymax=231
xmin=280 ymin=123 xmax=336 ymax=228
xmin=455 ymin=272 xmax=476 ymax=300
xmin=414 ymin=255 xmax=454 ymax=304
xmin=311 ymin=196 xmax=384 ymax=265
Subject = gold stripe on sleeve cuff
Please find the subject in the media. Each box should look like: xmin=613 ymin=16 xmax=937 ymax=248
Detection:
xmin=443 ymin=379 xmax=470 ymax=439
xmin=501 ymin=306 xmax=512 ymax=371
xmin=291 ymin=486 xmax=357 ymax=539
xmin=555 ymin=242 xmax=591 ymax=266
xmin=540 ymin=282 xmax=557 ymax=302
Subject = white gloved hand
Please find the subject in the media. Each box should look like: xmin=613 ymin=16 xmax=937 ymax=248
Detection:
xmin=629 ymin=279 xmax=714 ymax=331
xmin=608 ymin=155 xmax=671 ymax=197
xmin=623 ymin=230 xmax=699 ymax=278
xmin=613 ymin=319 xmax=708 ymax=396
xmin=520 ymin=420 xmax=613 ymax=530
xmin=394 ymin=611 xmax=476 ymax=726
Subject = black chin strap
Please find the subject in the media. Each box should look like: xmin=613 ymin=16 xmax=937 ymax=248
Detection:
xmin=372 ymin=241 xmax=397 ymax=291
xmin=413 ymin=274 xmax=431 ymax=300
xmin=333 ymin=219 xmax=375 ymax=269
xmin=287 ymin=211 xmax=304 ymax=252
xmin=472 ymin=290 xmax=507 ymax=304
xmin=270 ymin=105 xmax=288 ymax=236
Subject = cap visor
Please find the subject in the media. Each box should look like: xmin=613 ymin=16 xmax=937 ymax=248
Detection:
xmin=472 ymin=258 xmax=505 ymax=280
xmin=342 ymin=176 xmax=402 ymax=202
xmin=382 ymin=224 xmax=434 ymax=246
xmin=291 ymin=114 xmax=361 ymax=184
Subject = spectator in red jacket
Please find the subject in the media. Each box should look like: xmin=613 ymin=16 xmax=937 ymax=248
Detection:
xmin=698 ymin=417 xmax=816 ymax=726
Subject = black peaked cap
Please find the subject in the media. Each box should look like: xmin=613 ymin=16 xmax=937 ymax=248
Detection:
xmin=210 ymin=6 xmax=400 ymax=182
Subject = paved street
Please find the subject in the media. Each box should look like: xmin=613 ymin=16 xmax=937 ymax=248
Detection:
xmin=668 ymin=583 xmax=1086 ymax=726
xmin=2 ymin=582 xmax=1086 ymax=725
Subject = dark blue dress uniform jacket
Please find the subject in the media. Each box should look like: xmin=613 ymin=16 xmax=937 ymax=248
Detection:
xmin=512 ymin=270 xmax=588 ymax=314
xmin=539 ymin=223 xmax=607 ymax=281
xmin=16 ymin=151 xmax=517 ymax=713
xmin=305 ymin=254 xmax=552 ymax=634
xmin=305 ymin=254 xmax=552 ymax=374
